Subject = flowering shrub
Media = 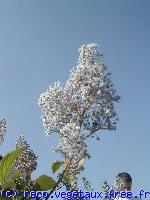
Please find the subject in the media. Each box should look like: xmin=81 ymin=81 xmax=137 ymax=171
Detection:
xmin=0 ymin=43 xmax=120 ymax=199
xmin=38 ymin=43 xmax=120 ymax=191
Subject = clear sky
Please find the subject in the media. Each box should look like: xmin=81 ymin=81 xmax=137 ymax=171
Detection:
xmin=0 ymin=0 xmax=150 ymax=194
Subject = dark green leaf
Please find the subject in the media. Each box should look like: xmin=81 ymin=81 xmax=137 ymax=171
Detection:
xmin=52 ymin=161 xmax=64 ymax=173
xmin=34 ymin=175 xmax=56 ymax=191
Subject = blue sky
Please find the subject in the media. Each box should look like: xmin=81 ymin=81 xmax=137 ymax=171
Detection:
xmin=0 ymin=0 xmax=150 ymax=194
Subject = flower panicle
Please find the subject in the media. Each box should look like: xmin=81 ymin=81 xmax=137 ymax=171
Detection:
xmin=0 ymin=118 xmax=6 ymax=145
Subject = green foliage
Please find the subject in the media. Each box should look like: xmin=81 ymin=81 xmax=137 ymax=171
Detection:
xmin=52 ymin=161 xmax=64 ymax=173
xmin=0 ymin=147 xmax=59 ymax=199
xmin=12 ymin=170 xmax=21 ymax=180
xmin=0 ymin=147 xmax=24 ymax=186
xmin=0 ymin=196 xmax=9 ymax=200
xmin=4 ymin=179 xmax=14 ymax=189
xmin=34 ymin=175 xmax=56 ymax=191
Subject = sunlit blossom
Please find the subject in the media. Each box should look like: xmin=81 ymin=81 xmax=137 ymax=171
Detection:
xmin=38 ymin=43 xmax=120 ymax=190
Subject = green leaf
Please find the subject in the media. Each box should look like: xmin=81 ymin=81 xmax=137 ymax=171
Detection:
xmin=0 ymin=195 xmax=10 ymax=200
xmin=52 ymin=161 xmax=64 ymax=173
xmin=34 ymin=175 xmax=56 ymax=191
xmin=0 ymin=147 xmax=25 ymax=185
xmin=12 ymin=170 xmax=21 ymax=180
xmin=4 ymin=179 xmax=14 ymax=189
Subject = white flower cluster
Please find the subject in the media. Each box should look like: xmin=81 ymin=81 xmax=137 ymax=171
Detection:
xmin=113 ymin=177 xmax=126 ymax=191
xmin=13 ymin=135 xmax=38 ymax=185
xmin=55 ymin=123 xmax=85 ymax=156
xmin=81 ymin=177 xmax=94 ymax=191
xmin=101 ymin=181 xmax=111 ymax=200
xmin=38 ymin=43 xmax=119 ymax=136
xmin=54 ymin=123 xmax=89 ymax=172
xmin=38 ymin=81 xmax=65 ymax=135
xmin=0 ymin=118 xmax=6 ymax=145
xmin=38 ymin=43 xmax=120 ymax=187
